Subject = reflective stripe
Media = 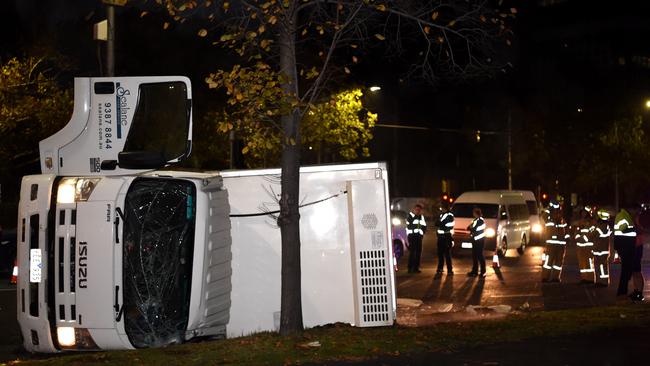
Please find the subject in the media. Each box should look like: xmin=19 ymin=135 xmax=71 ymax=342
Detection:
xmin=421 ymin=218 xmax=427 ymax=226
xmin=474 ymin=233 xmax=486 ymax=240
xmin=564 ymin=234 xmax=570 ymax=239
xmin=413 ymin=219 xmax=420 ymax=224
xmin=557 ymin=223 xmax=568 ymax=228
xmin=574 ymin=234 xmax=581 ymax=239
xmin=445 ymin=221 xmax=455 ymax=227
xmin=545 ymin=222 xmax=555 ymax=227
xmin=543 ymin=257 xmax=551 ymax=269
xmin=553 ymin=265 xmax=562 ymax=270
xmin=476 ymin=224 xmax=486 ymax=231
xmin=576 ymin=242 xmax=594 ymax=247
xmin=580 ymin=228 xmax=590 ymax=233
xmin=552 ymin=235 xmax=558 ymax=239
xmin=583 ymin=235 xmax=589 ymax=242
xmin=599 ymin=264 xmax=608 ymax=278
xmin=580 ymin=268 xmax=595 ymax=273
xmin=597 ymin=227 xmax=612 ymax=237
xmin=589 ymin=258 xmax=594 ymax=270
xmin=406 ymin=229 xmax=413 ymax=234
xmin=592 ymin=251 xmax=609 ymax=256
xmin=437 ymin=230 xmax=446 ymax=234
xmin=546 ymin=239 xmax=566 ymax=244
xmin=614 ymin=231 xmax=637 ymax=237
xmin=12 ymin=266 xmax=18 ymax=276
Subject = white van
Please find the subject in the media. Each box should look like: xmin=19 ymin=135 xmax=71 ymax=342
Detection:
xmin=451 ymin=191 xmax=531 ymax=256
xmin=491 ymin=190 xmax=543 ymax=243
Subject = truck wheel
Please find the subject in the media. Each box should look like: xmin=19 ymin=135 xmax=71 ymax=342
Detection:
xmin=518 ymin=235 xmax=527 ymax=255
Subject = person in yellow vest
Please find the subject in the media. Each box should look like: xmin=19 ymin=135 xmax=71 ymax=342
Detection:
xmin=592 ymin=210 xmax=612 ymax=286
xmin=573 ymin=206 xmax=596 ymax=283
xmin=542 ymin=201 xmax=569 ymax=282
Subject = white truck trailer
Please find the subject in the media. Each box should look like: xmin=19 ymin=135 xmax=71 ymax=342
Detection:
xmin=16 ymin=77 xmax=395 ymax=352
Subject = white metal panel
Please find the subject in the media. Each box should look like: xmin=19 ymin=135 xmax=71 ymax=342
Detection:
xmin=347 ymin=179 xmax=394 ymax=327
xmin=223 ymin=164 xmax=388 ymax=337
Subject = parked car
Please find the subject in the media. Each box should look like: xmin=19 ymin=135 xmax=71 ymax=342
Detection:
xmin=451 ymin=191 xmax=531 ymax=257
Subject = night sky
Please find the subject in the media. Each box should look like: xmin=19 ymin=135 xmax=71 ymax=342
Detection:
xmin=2 ymin=0 xmax=650 ymax=226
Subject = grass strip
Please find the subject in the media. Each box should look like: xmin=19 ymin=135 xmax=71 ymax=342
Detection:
xmin=8 ymin=303 xmax=650 ymax=366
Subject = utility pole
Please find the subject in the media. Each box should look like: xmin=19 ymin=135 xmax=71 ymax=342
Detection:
xmin=106 ymin=4 xmax=115 ymax=76
xmin=507 ymin=109 xmax=513 ymax=190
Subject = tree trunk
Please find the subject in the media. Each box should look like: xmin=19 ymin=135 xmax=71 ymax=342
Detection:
xmin=277 ymin=4 xmax=304 ymax=335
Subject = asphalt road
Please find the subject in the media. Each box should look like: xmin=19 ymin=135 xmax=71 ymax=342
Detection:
xmin=395 ymin=234 xmax=650 ymax=326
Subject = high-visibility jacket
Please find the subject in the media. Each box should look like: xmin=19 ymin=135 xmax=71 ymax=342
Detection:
xmin=614 ymin=209 xmax=636 ymax=238
xmin=469 ymin=217 xmax=486 ymax=241
xmin=574 ymin=221 xmax=595 ymax=247
xmin=545 ymin=220 xmax=570 ymax=245
xmin=436 ymin=211 xmax=455 ymax=236
xmin=406 ymin=212 xmax=427 ymax=236
xmin=593 ymin=221 xmax=612 ymax=256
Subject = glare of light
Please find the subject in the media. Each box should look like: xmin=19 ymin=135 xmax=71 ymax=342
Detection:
xmin=391 ymin=217 xmax=401 ymax=226
xmin=532 ymin=223 xmax=543 ymax=233
xmin=57 ymin=180 xmax=77 ymax=204
xmin=309 ymin=201 xmax=337 ymax=238
xmin=542 ymin=193 xmax=548 ymax=200
xmin=449 ymin=197 xmax=454 ymax=203
xmin=577 ymin=108 xmax=583 ymax=113
xmin=645 ymin=100 xmax=650 ymax=109
xmin=369 ymin=86 xmax=381 ymax=92
xmin=308 ymin=146 xmax=313 ymax=150
xmin=485 ymin=228 xmax=496 ymax=238
xmin=57 ymin=327 xmax=76 ymax=347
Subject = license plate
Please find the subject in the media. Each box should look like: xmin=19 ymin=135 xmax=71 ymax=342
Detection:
xmin=30 ymin=249 xmax=42 ymax=283
xmin=461 ymin=242 xmax=473 ymax=249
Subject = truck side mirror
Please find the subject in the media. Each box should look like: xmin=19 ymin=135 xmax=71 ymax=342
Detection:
xmin=101 ymin=160 xmax=118 ymax=171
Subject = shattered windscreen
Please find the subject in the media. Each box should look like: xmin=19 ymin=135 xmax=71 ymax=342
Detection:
xmin=123 ymin=178 xmax=196 ymax=348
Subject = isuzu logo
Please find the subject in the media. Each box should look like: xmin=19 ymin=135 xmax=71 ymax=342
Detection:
xmin=78 ymin=241 xmax=88 ymax=289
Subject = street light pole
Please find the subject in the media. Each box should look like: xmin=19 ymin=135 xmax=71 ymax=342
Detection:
xmin=507 ymin=109 xmax=512 ymax=190
xmin=106 ymin=4 xmax=115 ymax=76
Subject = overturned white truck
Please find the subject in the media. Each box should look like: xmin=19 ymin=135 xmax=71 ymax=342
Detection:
xmin=16 ymin=77 xmax=395 ymax=352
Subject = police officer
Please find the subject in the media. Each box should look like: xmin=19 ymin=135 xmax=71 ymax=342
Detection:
xmin=574 ymin=206 xmax=596 ymax=283
xmin=542 ymin=201 xmax=570 ymax=282
xmin=406 ymin=204 xmax=427 ymax=273
xmin=467 ymin=207 xmax=487 ymax=278
xmin=593 ymin=210 xmax=612 ymax=286
xmin=435 ymin=202 xmax=454 ymax=275
xmin=614 ymin=208 xmax=637 ymax=296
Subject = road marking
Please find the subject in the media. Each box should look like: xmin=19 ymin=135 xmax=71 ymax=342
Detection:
xmin=489 ymin=293 xmax=541 ymax=298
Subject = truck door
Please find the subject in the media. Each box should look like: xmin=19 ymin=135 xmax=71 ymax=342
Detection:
xmin=40 ymin=77 xmax=193 ymax=176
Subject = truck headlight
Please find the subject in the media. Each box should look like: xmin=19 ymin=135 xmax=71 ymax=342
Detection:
xmin=57 ymin=327 xmax=99 ymax=350
xmin=485 ymin=228 xmax=496 ymax=238
xmin=57 ymin=327 xmax=76 ymax=347
xmin=391 ymin=218 xmax=402 ymax=226
xmin=57 ymin=178 xmax=100 ymax=203
xmin=532 ymin=223 xmax=543 ymax=233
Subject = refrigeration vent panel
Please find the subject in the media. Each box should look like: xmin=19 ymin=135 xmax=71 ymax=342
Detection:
xmin=358 ymin=249 xmax=390 ymax=324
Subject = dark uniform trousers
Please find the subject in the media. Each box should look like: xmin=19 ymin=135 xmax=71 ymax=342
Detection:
xmin=408 ymin=234 xmax=423 ymax=272
xmin=472 ymin=239 xmax=486 ymax=274
xmin=437 ymin=234 xmax=453 ymax=272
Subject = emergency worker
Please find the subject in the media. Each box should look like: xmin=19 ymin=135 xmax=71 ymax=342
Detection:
xmin=614 ymin=208 xmax=637 ymax=296
xmin=406 ymin=204 xmax=427 ymax=273
xmin=631 ymin=204 xmax=649 ymax=301
xmin=542 ymin=201 xmax=570 ymax=282
xmin=573 ymin=206 xmax=596 ymax=283
xmin=435 ymin=202 xmax=454 ymax=275
xmin=592 ymin=210 xmax=612 ymax=286
xmin=467 ymin=207 xmax=487 ymax=278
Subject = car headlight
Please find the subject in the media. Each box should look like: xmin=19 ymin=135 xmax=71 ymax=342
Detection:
xmin=532 ymin=223 xmax=543 ymax=233
xmin=391 ymin=217 xmax=402 ymax=226
xmin=57 ymin=327 xmax=99 ymax=350
xmin=57 ymin=178 xmax=101 ymax=204
xmin=485 ymin=228 xmax=496 ymax=238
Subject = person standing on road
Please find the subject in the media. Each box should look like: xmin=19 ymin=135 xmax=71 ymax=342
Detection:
xmin=593 ymin=210 xmax=612 ymax=287
xmin=630 ymin=204 xmax=648 ymax=301
xmin=435 ymin=202 xmax=454 ymax=275
xmin=406 ymin=204 xmax=427 ymax=273
xmin=614 ymin=208 xmax=637 ymax=297
xmin=573 ymin=206 xmax=596 ymax=283
xmin=542 ymin=201 xmax=569 ymax=282
xmin=467 ymin=207 xmax=487 ymax=278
